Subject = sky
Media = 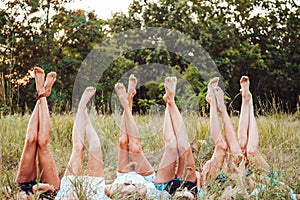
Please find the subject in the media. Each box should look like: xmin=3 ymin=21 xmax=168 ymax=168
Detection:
xmin=0 ymin=0 xmax=137 ymax=20
xmin=1 ymin=0 xmax=297 ymax=21
xmin=66 ymin=0 xmax=135 ymax=19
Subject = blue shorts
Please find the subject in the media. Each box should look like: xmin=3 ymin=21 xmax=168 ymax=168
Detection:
xmin=155 ymin=177 xmax=181 ymax=191
xmin=155 ymin=177 xmax=198 ymax=196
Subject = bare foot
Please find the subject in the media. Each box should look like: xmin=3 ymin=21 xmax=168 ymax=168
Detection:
xmin=44 ymin=72 xmax=57 ymax=97
xmin=240 ymin=76 xmax=251 ymax=101
xmin=163 ymin=77 xmax=177 ymax=103
xmin=214 ymin=86 xmax=226 ymax=113
xmin=34 ymin=67 xmax=45 ymax=96
xmin=79 ymin=87 xmax=96 ymax=108
xmin=115 ymin=83 xmax=129 ymax=108
xmin=127 ymin=74 xmax=137 ymax=100
xmin=206 ymin=77 xmax=219 ymax=104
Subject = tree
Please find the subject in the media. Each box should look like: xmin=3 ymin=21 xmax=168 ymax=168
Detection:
xmin=0 ymin=0 xmax=107 ymax=113
xmin=1 ymin=0 xmax=299 ymax=114
xmin=107 ymin=0 xmax=299 ymax=113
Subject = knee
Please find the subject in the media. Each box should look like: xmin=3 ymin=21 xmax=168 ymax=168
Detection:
xmin=88 ymin=148 xmax=102 ymax=160
xmin=72 ymin=142 xmax=85 ymax=154
xmin=215 ymin=145 xmax=227 ymax=159
xmin=215 ymin=139 xmax=228 ymax=152
xmin=119 ymin=135 xmax=128 ymax=149
xmin=25 ymin=130 xmax=38 ymax=144
xmin=165 ymin=140 xmax=177 ymax=155
xmin=37 ymin=132 xmax=51 ymax=147
xmin=246 ymin=145 xmax=259 ymax=158
xmin=177 ymin=139 xmax=190 ymax=154
xmin=129 ymin=140 xmax=142 ymax=154
xmin=238 ymin=138 xmax=247 ymax=151
xmin=88 ymin=142 xmax=101 ymax=155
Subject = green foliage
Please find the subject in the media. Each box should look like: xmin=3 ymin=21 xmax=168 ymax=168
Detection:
xmin=0 ymin=0 xmax=299 ymax=115
xmin=0 ymin=0 xmax=107 ymax=113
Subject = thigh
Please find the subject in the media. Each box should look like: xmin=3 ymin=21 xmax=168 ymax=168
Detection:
xmin=37 ymin=148 xmax=60 ymax=188
xmin=176 ymin=149 xmax=197 ymax=182
xmin=132 ymin=152 xmax=155 ymax=176
xmin=15 ymin=142 xmax=37 ymax=183
xmin=86 ymin=153 xmax=104 ymax=177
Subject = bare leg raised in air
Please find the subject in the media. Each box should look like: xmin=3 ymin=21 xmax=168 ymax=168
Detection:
xmin=241 ymin=77 xmax=270 ymax=173
xmin=155 ymin=77 xmax=197 ymax=199
xmin=15 ymin=67 xmax=59 ymax=198
xmin=201 ymin=77 xmax=228 ymax=188
xmin=115 ymin=82 xmax=154 ymax=176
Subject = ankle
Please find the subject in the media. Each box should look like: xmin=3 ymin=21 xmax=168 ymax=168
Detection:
xmin=38 ymin=88 xmax=46 ymax=96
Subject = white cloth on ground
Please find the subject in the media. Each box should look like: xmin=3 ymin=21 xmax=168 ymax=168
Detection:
xmin=55 ymin=175 xmax=110 ymax=200
xmin=114 ymin=171 xmax=158 ymax=198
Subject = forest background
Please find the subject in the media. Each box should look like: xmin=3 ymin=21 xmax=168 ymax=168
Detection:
xmin=0 ymin=0 xmax=299 ymax=115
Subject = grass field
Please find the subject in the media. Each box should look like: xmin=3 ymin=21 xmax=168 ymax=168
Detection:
xmin=0 ymin=109 xmax=299 ymax=199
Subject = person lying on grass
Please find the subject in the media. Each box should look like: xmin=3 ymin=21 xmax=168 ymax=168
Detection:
xmin=105 ymin=76 xmax=200 ymax=199
xmin=199 ymin=76 xmax=252 ymax=189
xmin=55 ymin=87 xmax=109 ymax=200
xmin=104 ymin=75 xmax=159 ymax=199
xmin=154 ymin=76 xmax=199 ymax=199
xmin=200 ymin=76 xmax=299 ymax=199
xmin=15 ymin=67 xmax=60 ymax=199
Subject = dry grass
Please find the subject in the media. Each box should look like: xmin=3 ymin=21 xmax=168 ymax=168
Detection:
xmin=0 ymin=110 xmax=299 ymax=199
